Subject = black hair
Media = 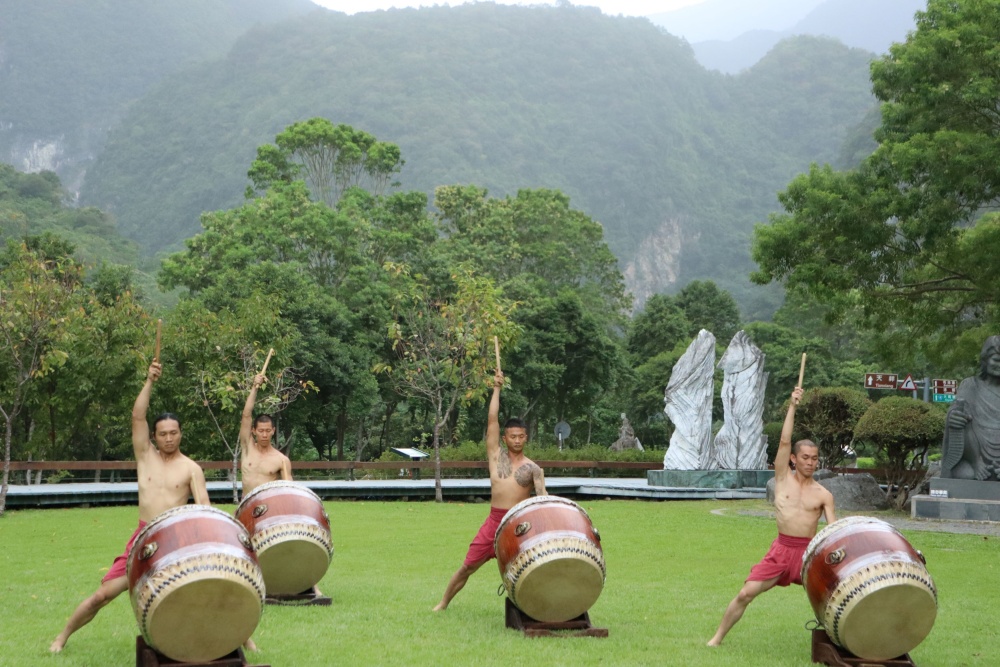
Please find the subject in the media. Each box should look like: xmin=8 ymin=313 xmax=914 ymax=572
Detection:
xmin=503 ymin=417 xmax=528 ymax=432
xmin=153 ymin=412 xmax=182 ymax=431
xmin=253 ymin=414 xmax=275 ymax=429
xmin=792 ymin=439 xmax=818 ymax=455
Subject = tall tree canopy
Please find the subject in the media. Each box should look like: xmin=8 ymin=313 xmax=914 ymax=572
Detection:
xmin=752 ymin=0 xmax=1000 ymax=370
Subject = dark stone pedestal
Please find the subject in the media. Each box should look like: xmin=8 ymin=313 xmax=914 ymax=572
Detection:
xmin=911 ymin=494 xmax=1000 ymax=521
xmin=929 ymin=477 xmax=1000 ymax=500
xmin=647 ymin=469 xmax=773 ymax=489
xmin=912 ymin=477 xmax=1000 ymax=521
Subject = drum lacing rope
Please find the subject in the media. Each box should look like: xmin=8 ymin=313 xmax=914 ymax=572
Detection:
xmin=497 ymin=582 xmax=506 ymax=597
xmin=804 ymin=619 xmax=823 ymax=631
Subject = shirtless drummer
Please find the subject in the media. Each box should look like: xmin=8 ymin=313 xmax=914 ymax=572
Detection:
xmin=50 ymin=361 xmax=210 ymax=652
xmin=433 ymin=369 xmax=547 ymax=611
xmin=239 ymin=373 xmax=292 ymax=497
xmin=708 ymin=386 xmax=836 ymax=646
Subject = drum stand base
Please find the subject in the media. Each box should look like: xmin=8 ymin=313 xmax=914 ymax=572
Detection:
xmin=136 ymin=636 xmax=270 ymax=667
xmin=265 ymin=586 xmax=332 ymax=606
xmin=504 ymin=598 xmax=609 ymax=638
xmin=811 ymin=629 xmax=916 ymax=667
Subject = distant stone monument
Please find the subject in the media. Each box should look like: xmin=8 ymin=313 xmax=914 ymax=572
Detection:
xmin=913 ymin=335 xmax=1000 ymax=521
xmin=661 ymin=329 xmax=715 ymax=470
xmin=941 ymin=335 xmax=1000 ymax=481
xmin=713 ymin=331 xmax=768 ymax=470
xmin=610 ymin=413 xmax=643 ymax=451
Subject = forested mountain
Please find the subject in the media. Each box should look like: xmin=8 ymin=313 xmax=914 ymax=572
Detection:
xmin=0 ymin=0 xmax=315 ymax=193
xmin=682 ymin=0 xmax=925 ymax=74
xmin=59 ymin=3 xmax=870 ymax=316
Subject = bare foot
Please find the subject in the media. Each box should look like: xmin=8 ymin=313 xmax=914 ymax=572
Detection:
xmin=432 ymin=602 xmax=447 ymax=611
xmin=49 ymin=637 xmax=67 ymax=653
xmin=706 ymin=638 xmax=722 ymax=647
xmin=244 ymin=637 xmax=258 ymax=652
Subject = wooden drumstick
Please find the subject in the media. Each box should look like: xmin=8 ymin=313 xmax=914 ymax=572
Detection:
xmin=798 ymin=352 xmax=807 ymax=388
xmin=260 ymin=348 xmax=275 ymax=377
xmin=494 ymin=336 xmax=502 ymax=374
xmin=154 ymin=319 xmax=162 ymax=363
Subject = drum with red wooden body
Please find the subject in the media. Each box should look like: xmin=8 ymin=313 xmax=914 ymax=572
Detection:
xmin=235 ymin=480 xmax=333 ymax=595
xmin=126 ymin=505 xmax=264 ymax=663
xmin=494 ymin=495 xmax=605 ymax=622
xmin=801 ymin=516 xmax=937 ymax=660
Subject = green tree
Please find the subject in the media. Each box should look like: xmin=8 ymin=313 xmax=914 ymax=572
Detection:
xmin=0 ymin=240 xmax=80 ymax=514
xmin=627 ymin=293 xmax=691 ymax=363
xmin=674 ymin=280 xmax=741 ymax=342
xmin=792 ymin=387 xmax=872 ymax=469
xmin=752 ymin=0 xmax=1000 ymax=368
xmin=381 ymin=266 xmax=519 ymax=502
xmin=34 ymin=263 xmax=151 ymax=471
xmin=854 ymin=396 xmax=946 ymax=509
xmin=247 ymin=118 xmax=403 ymax=206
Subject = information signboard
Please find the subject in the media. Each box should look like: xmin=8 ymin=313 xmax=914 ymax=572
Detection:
xmin=864 ymin=373 xmax=898 ymax=389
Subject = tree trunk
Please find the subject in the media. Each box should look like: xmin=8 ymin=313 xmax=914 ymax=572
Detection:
xmin=1 ymin=417 xmax=12 ymax=517
xmin=433 ymin=418 xmax=443 ymax=503
xmin=336 ymin=411 xmax=347 ymax=461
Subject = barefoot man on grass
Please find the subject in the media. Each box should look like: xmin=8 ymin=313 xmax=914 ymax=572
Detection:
xmin=51 ymin=361 xmax=210 ymax=653
xmin=708 ymin=386 xmax=836 ymax=646
xmin=239 ymin=372 xmax=292 ymax=497
xmin=433 ymin=369 xmax=547 ymax=611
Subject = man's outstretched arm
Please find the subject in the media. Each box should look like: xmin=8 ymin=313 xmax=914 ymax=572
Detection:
xmin=132 ymin=362 xmax=161 ymax=459
xmin=239 ymin=374 xmax=265 ymax=452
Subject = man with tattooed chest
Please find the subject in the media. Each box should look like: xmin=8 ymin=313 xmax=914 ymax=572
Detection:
xmin=433 ymin=369 xmax=546 ymax=611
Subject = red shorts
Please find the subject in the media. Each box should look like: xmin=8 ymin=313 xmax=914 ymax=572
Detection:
xmin=463 ymin=507 xmax=509 ymax=567
xmin=102 ymin=521 xmax=148 ymax=583
xmin=746 ymin=533 xmax=811 ymax=587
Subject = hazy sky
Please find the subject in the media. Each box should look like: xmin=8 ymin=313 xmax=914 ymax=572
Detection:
xmin=310 ymin=1 xmax=706 ymax=16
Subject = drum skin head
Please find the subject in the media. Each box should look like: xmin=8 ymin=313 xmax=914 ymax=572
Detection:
xmin=838 ymin=581 xmax=938 ymax=661
xmin=513 ymin=555 xmax=605 ymax=622
xmin=257 ymin=538 xmax=332 ymax=595
xmin=146 ymin=578 xmax=262 ymax=663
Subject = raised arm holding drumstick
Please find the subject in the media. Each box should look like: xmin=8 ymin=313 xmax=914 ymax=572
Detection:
xmin=239 ymin=348 xmax=291 ymax=498
xmin=433 ymin=336 xmax=547 ymax=612
xmin=708 ymin=353 xmax=835 ymax=646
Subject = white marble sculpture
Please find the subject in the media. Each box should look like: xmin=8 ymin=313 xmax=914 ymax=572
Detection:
xmin=662 ymin=329 xmax=716 ymax=470
xmin=713 ymin=330 xmax=768 ymax=470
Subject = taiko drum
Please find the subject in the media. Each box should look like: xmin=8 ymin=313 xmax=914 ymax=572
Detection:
xmin=127 ymin=505 xmax=264 ymax=663
xmin=235 ymin=480 xmax=333 ymax=595
xmin=801 ymin=516 xmax=937 ymax=660
xmin=494 ymin=495 xmax=606 ymax=622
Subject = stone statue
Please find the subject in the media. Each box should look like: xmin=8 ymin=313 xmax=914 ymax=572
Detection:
xmin=713 ymin=331 xmax=768 ymax=470
xmin=662 ymin=329 xmax=716 ymax=470
xmin=941 ymin=335 xmax=1000 ymax=481
xmin=610 ymin=413 xmax=643 ymax=451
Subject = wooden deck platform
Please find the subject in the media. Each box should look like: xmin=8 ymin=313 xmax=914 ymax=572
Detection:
xmin=4 ymin=476 xmax=765 ymax=508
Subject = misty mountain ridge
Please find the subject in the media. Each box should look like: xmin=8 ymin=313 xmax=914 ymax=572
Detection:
xmin=2 ymin=2 xmax=877 ymax=317
xmin=652 ymin=0 xmax=926 ymax=73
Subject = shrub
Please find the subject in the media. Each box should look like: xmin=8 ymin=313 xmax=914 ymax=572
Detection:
xmin=792 ymin=387 xmax=871 ymax=469
xmin=855 ymin=397 xmax=946 ymax=509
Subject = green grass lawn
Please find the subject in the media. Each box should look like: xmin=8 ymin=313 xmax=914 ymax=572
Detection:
xmin=0 ymin=499 xmax=995 ymax=666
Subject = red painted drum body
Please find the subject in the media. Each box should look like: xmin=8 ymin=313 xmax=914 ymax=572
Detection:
xmin=494 ymin=495 xmax=605 ymax=622
xmin=801 ymin=516 xmax=937 ymax=660
xmin=126 ymin=505 xmax=264 ymax=663
xmin=235 ymin=480 xmax=333 ymax=595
